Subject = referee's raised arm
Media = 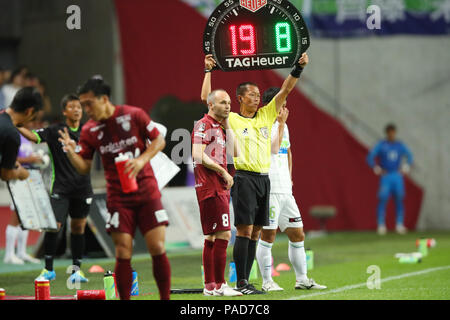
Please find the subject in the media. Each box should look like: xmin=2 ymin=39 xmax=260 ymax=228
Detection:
xmin=201 ymin=54 xmax=216 ymax=103
xmin=274 ymin=52 xmax=309 ymax=113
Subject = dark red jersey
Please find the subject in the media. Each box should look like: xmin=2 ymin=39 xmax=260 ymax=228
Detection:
xmin=191 ymin=114 xmax=229 ymax=202
xmin=78 ymin=105 xmax=161 ymax=201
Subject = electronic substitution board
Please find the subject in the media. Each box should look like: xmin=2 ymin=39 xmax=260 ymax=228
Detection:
xmin=203 ymin=0 xmax=310 ymax=72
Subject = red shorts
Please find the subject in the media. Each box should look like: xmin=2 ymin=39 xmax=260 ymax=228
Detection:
xmin=198 ymin=194 xmax=231 ymax=235
xmin=106 ymin=197 xmax=169 ymax=237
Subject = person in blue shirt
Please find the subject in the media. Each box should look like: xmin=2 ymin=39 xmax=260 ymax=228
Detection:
xmin=367 ymin=124 xmax=413 ymax=235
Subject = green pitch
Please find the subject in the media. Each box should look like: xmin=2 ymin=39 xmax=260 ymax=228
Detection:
xmin=1 ymin=231 xmax=449 ymax=300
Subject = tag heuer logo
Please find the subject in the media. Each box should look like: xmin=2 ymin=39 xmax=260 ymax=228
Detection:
xmin=240 ymin=0 xmax=267 ymax=12
xmin=260 ymin=126 xmax=268 ymax=139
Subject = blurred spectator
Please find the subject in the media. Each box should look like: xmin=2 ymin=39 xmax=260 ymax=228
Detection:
xmin=3 ymin=69 xmax=11 ymax=84
xmin=1 ymin=66 xmax=52 ymax=122
xmin=37 ymin=77 xmax=52 ymax=117
xmin=1 ymin=65 xmax=28 ymax=108
xmin=24 ymin=72 xmax=40 ymax=88
xmin=21 ymin=72 xmax=52 ymax=123
xmin=0 ymin=66 xmax=6 ymax=110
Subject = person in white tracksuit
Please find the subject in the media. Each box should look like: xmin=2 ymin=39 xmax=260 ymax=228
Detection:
xmin=256 ymin=87 xmax=327 ymax=292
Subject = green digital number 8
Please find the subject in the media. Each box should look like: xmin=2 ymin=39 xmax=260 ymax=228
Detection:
xmin=275 ymin=22 xmax=291 ymax=53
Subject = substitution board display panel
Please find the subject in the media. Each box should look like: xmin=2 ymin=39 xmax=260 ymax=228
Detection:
xmin=8 ymin=169 xmax=58 ymax=231
xmin=203 ymin=0 xmax=310 ymax=71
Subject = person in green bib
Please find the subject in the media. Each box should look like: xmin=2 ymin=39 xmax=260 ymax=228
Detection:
xmin=201 ymin=52 xmax=309 ymax=294
xmin=18 ymin=94 xmax=93 ymax=284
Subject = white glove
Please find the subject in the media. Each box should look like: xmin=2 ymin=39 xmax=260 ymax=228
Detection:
xmin=373 ymin=165 xmax=382 ymax=175
xmin=401 ymin=163 xmax=411 ymax=174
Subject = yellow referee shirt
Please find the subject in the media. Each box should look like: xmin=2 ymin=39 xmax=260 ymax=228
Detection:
xmin=229 ymin=98 xmax=278 ymax=173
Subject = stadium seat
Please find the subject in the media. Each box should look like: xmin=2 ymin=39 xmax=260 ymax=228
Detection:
xmin=309 ymin=206 xmax=337 ymax=235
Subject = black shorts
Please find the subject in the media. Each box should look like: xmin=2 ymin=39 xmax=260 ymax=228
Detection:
xmin=50 ymin=194 xmax=92 ymax=224
xmin=231 ymin=170 xmax=270 ymax=227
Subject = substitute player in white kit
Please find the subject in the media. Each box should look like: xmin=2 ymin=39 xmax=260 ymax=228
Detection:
xmin=256 ymin=88 xmax=327 ymax=292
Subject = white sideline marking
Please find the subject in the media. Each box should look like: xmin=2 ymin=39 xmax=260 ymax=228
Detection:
xmin=287 ymin=265 xmax=450 ymax=300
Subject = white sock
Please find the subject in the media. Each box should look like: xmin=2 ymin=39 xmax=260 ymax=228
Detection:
xmin=256 ymin=240 xmax=273 ymax=283
xmin=5 ymin=225 xmax=19 ymax=259
xmin=17 ymin=227 xmax=29 ymax=257
xmin=288 ymin=241 xmax=308 ymax=282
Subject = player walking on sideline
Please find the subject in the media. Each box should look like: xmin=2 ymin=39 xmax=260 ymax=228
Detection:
xmin=201 ymin=52 xmax=309 ymax=294
xmin=19 ymin=94 xmax=93 ymax=283
xmin=59 ymin=78 xmax=171 ymax=300
xmin=256 ymin=88 xmax=326 ymax=292
xmin=193 ymin=84 xmax=242 ymax=297
xmin=367 ymin=123 xmax=413 ymax=235
xmin=1 ymin=88 xmax=43 ymax=263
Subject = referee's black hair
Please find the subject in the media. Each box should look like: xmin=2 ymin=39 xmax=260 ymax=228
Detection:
xmin=262 ymin=87 xmax=281 ymax=105
xmin=61 ymin=94 xmax=80 ymax=110
xmin=385 ymin=123 xmax=397 ymax=133
xmin=77 ymin=76 xmax=111 ymax=98
xmin=10 ymin=87 xmax=43 ymax=113
xmin=236 ymin=82 xmax=258 ymax=100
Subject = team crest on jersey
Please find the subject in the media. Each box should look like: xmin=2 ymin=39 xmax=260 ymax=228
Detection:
xmin=122 ymin=121 xmax=131 ymax=132
xmin=388 ymin=151 xmax=398 ymax=161
xmin=260 ymin=126 xmax=269 ymax=139
xmin=198 ymin=123 xmax=206 ymax=132
xmin=116 ymin=114 xmax=132 ymax=132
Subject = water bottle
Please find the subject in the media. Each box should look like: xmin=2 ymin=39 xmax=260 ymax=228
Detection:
xmin=399 ymin=256 xmax=421 ymax=264
xmin=228 ymin=262 xmax=237 ymax=283
xmin=131 ymin=269 xmax=139 ymax=296
xmin=104 ymin=271 xmax=116 ymax=300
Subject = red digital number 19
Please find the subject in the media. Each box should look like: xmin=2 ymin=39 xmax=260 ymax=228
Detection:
xmin=229 ymin=24 xmax=256 ymax=56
